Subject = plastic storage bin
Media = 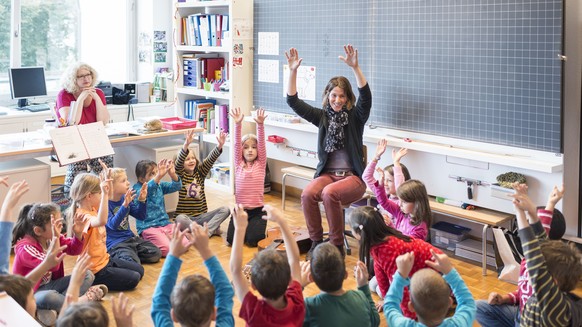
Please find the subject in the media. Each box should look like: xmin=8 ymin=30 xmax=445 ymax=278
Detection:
xmin=159 ymin=117 xmax=197 ymax=130
xmin=430 ymin=221 xmax=471 ymax=251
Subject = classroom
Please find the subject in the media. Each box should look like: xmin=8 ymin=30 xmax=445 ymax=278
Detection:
xmin=0 ymin=0 xmax=581 ymax=326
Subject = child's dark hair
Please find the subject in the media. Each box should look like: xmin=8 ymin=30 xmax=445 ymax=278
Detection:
xmin=135 ymin=159 xmax=156 ymax=181
xmin=12 ymin=203 xmax=60 ymax=246
xmin=57 ymin=302 xmax=109 ymax=327
xmin=385 ymin=163 xmax=411 ymax=181
xmin=349 ymin=206 xmax=411 ymax=267
xmin=171 ymin=275 xmax=215 ymax=326
xmin=397 ymin=179 xmax=432 ymax=227
xmin=0 ymin=274 xmax=33 ymax=310
xmin=540 ymin=240 xmax=582 ymax=292
xmin=536 ymin=206 xmax=566 ymax=240
xmin=322 ymin=76 xmax=356 ymax=110
xmin=310 ymin=243 xmax=345 ymax=293
xmin=250 ymin=249 xmax=291 ymax=300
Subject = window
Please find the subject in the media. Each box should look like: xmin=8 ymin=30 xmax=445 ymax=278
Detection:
xmin=0 ymin=0 xmax=135 ymax=106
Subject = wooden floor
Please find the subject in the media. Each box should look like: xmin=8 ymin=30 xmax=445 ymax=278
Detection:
xmin=55 ymin=184 xmax=516 ymax=326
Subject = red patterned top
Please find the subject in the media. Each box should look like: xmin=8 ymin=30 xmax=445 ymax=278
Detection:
xmin=371 ymin=236 xmax=441 ymax=319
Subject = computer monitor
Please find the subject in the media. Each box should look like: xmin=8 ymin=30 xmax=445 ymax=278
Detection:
xmin=9 ymin=67 xmax=48 ymax=108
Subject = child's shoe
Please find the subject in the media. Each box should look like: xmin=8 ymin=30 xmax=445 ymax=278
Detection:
xmin=85 ymin=284 xmax=109 ymax=301
xmin=37 ymin=309 xmax=57 ymax=326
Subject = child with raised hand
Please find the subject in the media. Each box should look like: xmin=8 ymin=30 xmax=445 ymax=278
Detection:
xmin=363 ymin=139 xmax=411 ymax=221
xmin=476 ymin=183 xmax=568 ymax=327
xmin=174 ymin=129 xmax=230 ymax=237
xmin=385 ymin=251 xmax=475 ymax=326
xmin=349 ymin=206 xmax=440 ymax=318
xmin=68 ymin=171 xmax=141 ymax=291
xmin=0 ymin=177 xmax=29 ymax=274
xmin=509 ymin=189 xmax=582 ymax=326
xmin=58 ymin=254 xmax=135 ymax=327
xmin=151 ymin=221 xmax=234 ymax=327
xmin=302 ymin=243 xmax=379 ymax=327
xmin=133 ymin=158 xmax=183 ymax=257
xmin=106 ymin=167 xmax=161 ymax=266
xmin=230 ymin=204 xmax=305 ymax=326
xmin=11 ymin=200 xmax=109 ymax=313
xmin=226 ymin=107 xmax=268 ymax=247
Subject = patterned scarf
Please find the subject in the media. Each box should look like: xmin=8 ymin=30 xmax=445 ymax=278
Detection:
xmin=324 ymin=105 xmax=348 ymax=153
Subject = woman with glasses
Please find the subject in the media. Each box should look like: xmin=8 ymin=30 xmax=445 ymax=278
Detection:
xmin=56 ymin=62 xmax=113 ymax=187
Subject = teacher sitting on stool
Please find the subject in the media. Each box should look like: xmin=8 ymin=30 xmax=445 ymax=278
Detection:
xmin=285 ymin=45 xmax=371 ymax=258
xmin=56 ymin=62 xmax=113 ymax=187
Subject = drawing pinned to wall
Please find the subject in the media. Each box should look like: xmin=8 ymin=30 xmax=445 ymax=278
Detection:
xmin=154 ymin=53 xmax=167 ymax=63
xmin=233 ymin=18 xmax=252 ymax=39
xmin=258 ymin=59 xmax=279 ymax=83
xmin=154 ymin=30 xmax=167 ymax=42
xmin=153 ymin=42 xmax=167 ymax=53
xmin=233 ymin=57 xmax=243 ymax=68
xmin=258 ymin=32 xmax=279 ymax=55
xmin=139 ymin=32 xmax=151 ymax=47
xmin=283 ymin=65 xmax=316 ymax=101
xmin=139 ymin=50 xmax=151 ymax=63
xmin=233 ymin=43 xmax=244 ymax=54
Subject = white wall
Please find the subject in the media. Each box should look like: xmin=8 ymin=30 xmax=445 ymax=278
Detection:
xmin=137 ymin=0 xmax=173 ymax=82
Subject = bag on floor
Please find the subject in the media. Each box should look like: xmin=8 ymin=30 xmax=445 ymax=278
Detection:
xmin=492 ymin=226 xmax=523 ymax=284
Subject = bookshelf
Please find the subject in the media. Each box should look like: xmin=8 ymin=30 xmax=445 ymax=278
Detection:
xmin=173 ymin=0 xmax=253 ymax=193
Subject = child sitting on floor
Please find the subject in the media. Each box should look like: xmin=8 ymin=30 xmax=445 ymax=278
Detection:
xmin=302 ymin=242 xmax=379 ymax=326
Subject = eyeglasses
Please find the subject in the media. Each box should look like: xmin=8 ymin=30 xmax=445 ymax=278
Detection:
xmin=77 ymin=73 xmax=92 ymax=80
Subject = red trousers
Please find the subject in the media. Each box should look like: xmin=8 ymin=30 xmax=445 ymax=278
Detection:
xmin=301 ymin=173 xmax=366 ymax=246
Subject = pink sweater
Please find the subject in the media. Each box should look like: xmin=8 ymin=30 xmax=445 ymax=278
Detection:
xmin=234 ymin=122 xmax=266 ymax=208
xmin=12 ymin=235 xmax=84 ymax=290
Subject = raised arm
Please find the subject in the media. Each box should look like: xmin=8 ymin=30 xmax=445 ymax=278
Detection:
xmin=230 ymin=107 xmax=244 ymax=167
xmin=254 ymin=108 xmax=268 ymax=168
xmin=229 ymin=204 xmax=250 ymax=302
xmin=391 ymin=148 xmax=408 ymax=190
xmin=90 ymin=170 xmax=111 ymax=228
xmin=263 ymin=205 xmax=301 ymax=281
xmin=285 ymin=47 xmax=302 ymax=96
xmin=0 ymin=179 xmax=28 ymax=274
xmin=338 ymin=44 xmax=367 ymax=88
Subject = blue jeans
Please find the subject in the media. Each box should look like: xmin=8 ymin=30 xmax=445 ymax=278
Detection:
xmin=35 ymin=270 xmax=94 ymax=312
xmin=475 ymin=300 xmax=519 ymax=327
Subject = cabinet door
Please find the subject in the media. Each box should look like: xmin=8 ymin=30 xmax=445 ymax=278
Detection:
xmin=109 ymin=108 xmax=129 ymax=123
xmin=0 ymin=121 xmax=25 ymax=134
xmin=26 ymin=119 xmax=48 ymax=133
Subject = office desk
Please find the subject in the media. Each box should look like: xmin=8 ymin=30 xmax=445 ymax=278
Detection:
xmin=0 ymin=121 xmax=204 ymax=162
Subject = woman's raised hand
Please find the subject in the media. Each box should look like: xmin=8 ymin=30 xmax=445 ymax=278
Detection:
xmin=339 ymin=44 xmax=359 ymax=68
xmin=285 ymin=48 xmax=303 ymax=71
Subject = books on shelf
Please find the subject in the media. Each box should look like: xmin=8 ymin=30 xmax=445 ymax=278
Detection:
xmin=181 ymin=13 xmax=229 ymax=47
xmin=49 ymin=121 xmax=114 ymax=166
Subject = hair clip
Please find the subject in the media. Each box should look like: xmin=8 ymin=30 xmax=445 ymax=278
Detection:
xmin=359 ymin=224 xmax=364 ymax=230
xmin=373 ymin=207 xmax=379 ymax=212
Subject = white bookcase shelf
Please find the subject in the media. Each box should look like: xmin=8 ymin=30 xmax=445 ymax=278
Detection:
xmin=173 ymin=0 xmax=253 ymax=194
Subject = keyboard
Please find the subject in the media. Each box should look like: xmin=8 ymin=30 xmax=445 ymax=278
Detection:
xmin=18 ymin=104 xmax=51 ymax=112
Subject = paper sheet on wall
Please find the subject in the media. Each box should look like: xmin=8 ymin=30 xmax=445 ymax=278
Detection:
xmin=233 ymin=18 xmax=252 ymax=39
xmin=283 ymin=65 xmax=316 ymax=101
xmin=258 ymin=59 xmax=279 ymax=83
xmin=258 ymin=32 xmax=279 ymax=55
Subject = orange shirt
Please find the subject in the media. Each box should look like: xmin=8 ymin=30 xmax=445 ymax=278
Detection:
xmin=78 ymin=208 xmax=109 ymax=273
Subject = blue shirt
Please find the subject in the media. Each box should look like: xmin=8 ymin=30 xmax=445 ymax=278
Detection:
xmin=151 ymin=255 xmax=234 ymax=327
xmin=384 ymin=269 xmax=476 ymax=327
xmin=106 ymin=195 xmax=147 ymax=250
xmin=133 ymin=178 xmax=181 ymax=235
xmin=0 ymin=221 xmax=14 ymax=275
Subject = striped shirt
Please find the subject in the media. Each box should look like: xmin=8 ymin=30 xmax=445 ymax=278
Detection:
xmin=175 ymin=146 xmax=222 ymax=216
xmin=234 ymin=121 xmax=266 ymax=208
xmin=519 ymin=226 xmax=572 ymax=326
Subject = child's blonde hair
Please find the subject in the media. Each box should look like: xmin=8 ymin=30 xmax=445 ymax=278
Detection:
xmin=396 ymin=179 xmax=432 ymax=227
xmin=109 ymin=167 xmax=126 ymax=182
xmin=66 ymin=173 xmax=100 ymax=235
xmin=409 ymin=268 xmax=451 ymax=325
xmin=241 ymin=133 xmax=258 ymax=162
